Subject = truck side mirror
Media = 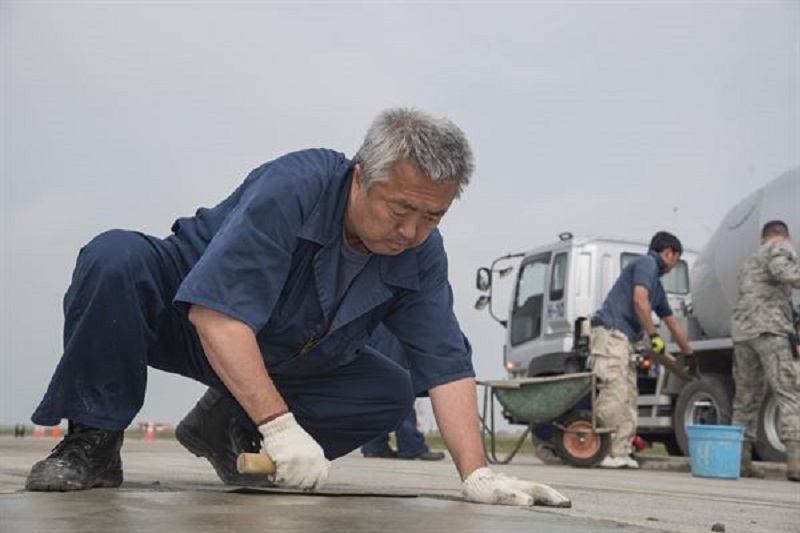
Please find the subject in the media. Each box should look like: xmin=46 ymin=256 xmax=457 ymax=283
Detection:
xmin=476 ymin=267 xmax=491 ymax=291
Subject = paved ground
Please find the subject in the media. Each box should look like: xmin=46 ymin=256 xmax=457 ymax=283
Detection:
xmin=1 ymin=436 xmax=798 ymax=533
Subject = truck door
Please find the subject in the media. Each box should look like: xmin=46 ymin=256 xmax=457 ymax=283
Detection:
xmin=509 ymin=253 xmax=551 ymax=347
xmin=545 ymin=251 xmax=570 ymax=335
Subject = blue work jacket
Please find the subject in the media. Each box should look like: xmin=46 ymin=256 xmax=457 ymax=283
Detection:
xmin=169 ymin=149 xmax=473 ymax=394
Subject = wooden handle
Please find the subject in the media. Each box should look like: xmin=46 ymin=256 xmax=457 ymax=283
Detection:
xmin=237 ymin=453 xmax=277 ymax=474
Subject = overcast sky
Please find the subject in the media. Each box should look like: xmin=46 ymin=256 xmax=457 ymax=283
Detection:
xmin=2 ymin=1 xmax=798 ymax=429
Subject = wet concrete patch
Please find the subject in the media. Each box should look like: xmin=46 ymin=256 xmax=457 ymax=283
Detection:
xmin=0 ymin=489 xmax=646 ymax=533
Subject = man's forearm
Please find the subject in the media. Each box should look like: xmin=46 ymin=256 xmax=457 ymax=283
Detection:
xmin=189 ymin=304 xmax=288 ymax=424
xmin=634 ymin=301 xmax=656 ymax=335
xmin=429 ymin=377 xmax=486 ymax=480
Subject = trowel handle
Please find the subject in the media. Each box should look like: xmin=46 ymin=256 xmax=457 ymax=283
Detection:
xmin=236 ymin=453 xmax=277 ymax=474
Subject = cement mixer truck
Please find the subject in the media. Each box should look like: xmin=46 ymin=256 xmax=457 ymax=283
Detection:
xmin=475 ymin=167 xmax=799 ymax=461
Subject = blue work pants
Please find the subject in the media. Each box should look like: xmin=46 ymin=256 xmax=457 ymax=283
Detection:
xmin=31 ymin=230 xmax=413 ymax=459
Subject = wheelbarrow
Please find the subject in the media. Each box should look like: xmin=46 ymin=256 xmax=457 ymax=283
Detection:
xmin=478 ymin=372 xmax=612 ymax=468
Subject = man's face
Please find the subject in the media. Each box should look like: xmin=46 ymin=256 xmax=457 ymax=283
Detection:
xmin=761 ymin=232 xmax=790 ymax=244
xmin=345 ymin=160 xmax=458 ymax=255
xmin=661 ymin=249 xmax=681 ymax=274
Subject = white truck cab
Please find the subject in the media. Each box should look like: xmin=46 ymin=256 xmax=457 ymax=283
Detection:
xmin=480 ymin=233 xmax=694 ymax=380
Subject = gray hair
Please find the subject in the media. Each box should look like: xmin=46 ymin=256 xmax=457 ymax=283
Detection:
xmin=353 ymin=108 xmax=474 ymax=198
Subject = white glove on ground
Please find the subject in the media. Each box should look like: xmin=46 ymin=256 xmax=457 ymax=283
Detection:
xmin=258 ymin=413 xmax=330 ymax=490
xmin=461 ymin=467 xmax=571 ymax=507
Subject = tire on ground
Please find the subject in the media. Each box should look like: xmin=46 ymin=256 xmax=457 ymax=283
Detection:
xmin=673 ymin=375 xmax=734 ymax=457
xmin=754 ymin=392 xmax=787 ymax=462
xmin=553 ymin=409 xmax=610 ymax=468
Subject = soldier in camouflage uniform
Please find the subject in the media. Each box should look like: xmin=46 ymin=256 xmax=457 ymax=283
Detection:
xmin=731 ymin=220 xmax=800 ymax=482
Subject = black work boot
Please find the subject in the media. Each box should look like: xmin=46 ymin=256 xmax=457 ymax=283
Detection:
xmin=25 ymin=422 xmax=124 ymax=491
xmin=176 ymin=388 xmax=273 ymax=486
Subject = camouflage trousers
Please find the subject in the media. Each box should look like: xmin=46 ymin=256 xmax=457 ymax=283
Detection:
xmin=732 ymin=334 xmax=800 ymax=442
xmin=590 ymin=326 xmax=637 ymax=457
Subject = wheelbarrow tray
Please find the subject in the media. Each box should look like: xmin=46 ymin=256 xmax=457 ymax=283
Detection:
xmin=480 ymin=372 xmax=593 ymax=423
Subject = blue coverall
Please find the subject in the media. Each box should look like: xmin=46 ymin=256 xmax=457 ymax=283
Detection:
xmin=31 ymin=149 xmax=474 ymax=460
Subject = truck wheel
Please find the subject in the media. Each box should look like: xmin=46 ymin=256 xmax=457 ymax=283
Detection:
xmin=755 ymin=392 xmax=786 ymax=462
xmin=673 ymin=375 xmax=733 ymax=457
xmin=553 ymin=410 xmax=610 ymax=468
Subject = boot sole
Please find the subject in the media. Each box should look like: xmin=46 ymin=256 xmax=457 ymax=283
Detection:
xmin=26 ymin=467 xmax=122 ymax=492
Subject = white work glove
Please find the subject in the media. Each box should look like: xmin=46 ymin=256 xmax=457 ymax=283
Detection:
xmin=258 ymin=413 xmax=330 ymax=490
xmin=461 ymin=467 xmax=571 ymax=508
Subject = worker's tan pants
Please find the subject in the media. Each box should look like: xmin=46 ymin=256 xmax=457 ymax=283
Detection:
xmin=590 ymin=326 xmax=637 ymax=457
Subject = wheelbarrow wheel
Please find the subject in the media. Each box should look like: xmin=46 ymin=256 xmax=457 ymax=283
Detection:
xmin=553 ymin=410 xmax=610 ymax=468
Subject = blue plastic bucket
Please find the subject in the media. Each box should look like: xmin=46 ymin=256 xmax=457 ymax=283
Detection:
xmin=686 ymin=424 xmax=744 ymax=479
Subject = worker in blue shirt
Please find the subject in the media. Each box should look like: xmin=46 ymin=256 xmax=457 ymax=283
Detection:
xmin=361 ymin=408 xmax=445 ymax=461
xmin=25 ymin=108 xmax=570 ymax=508
xmin=590 ymin=231 xmax=694 ymax=468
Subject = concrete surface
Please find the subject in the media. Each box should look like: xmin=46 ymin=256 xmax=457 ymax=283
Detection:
xmin=1 ymin=436 xmax=798 ymax=532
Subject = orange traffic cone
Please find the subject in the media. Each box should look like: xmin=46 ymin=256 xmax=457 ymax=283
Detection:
xmin=50 ymin=425 xmax=62 ymax=439
xmin=33 ymin=425 xmax=45 ymax=438
xmin=144 ymin=422 xmax=156 ymax=442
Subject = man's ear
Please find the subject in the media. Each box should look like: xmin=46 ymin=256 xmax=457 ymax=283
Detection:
xmin=349 ymin=163 xmax=362 ymax=197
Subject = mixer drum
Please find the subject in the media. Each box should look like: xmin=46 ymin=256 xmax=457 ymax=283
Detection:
xmin=690 ymin=167 xmax=800 ymax=339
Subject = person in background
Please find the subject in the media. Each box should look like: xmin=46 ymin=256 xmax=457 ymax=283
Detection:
xmin=361 ymin=326 xmax=445 ymax=461
xmin=731 ymin=220 xmax=800 ymax=481
xmin=590 ymin=231 xmax=694 ymax=469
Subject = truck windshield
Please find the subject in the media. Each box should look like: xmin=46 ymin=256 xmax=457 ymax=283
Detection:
xmin=621 ymin=253 xmax=690 ymax=295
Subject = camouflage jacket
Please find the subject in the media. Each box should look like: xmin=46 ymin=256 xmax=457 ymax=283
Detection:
xmin=731 ymin=238 xmax=800 ymax=341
